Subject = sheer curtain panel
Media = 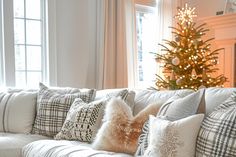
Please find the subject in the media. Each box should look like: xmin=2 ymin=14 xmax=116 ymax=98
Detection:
xmin=96 ymin=0 xmax=136 ymax=89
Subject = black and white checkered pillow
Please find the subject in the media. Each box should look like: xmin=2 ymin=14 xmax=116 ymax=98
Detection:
xmin=196 ymin=91 xmax=236 ymax=157
xmin=54 ymin=98 xmax=105 ymax=142
xmin=32 ymin=83 xmax=96 ymax=137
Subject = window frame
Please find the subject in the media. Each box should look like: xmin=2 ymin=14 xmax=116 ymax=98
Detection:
xmin=0 ymin=0 xmax=4 ymax=86
xmin=1 ymin=0 xmax=49 ymax=87
xmin=135 ymin=4 xmax=158 ymax=88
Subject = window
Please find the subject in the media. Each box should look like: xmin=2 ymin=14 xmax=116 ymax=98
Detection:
xmin=135 ymin=4 xmax=158 ymax=88
xmin=1 ymin=0 xmax=48 ymax=87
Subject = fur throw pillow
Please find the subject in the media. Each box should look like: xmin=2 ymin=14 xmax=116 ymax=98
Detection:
xmin=92 ymin=97 xmax=161 ymax=154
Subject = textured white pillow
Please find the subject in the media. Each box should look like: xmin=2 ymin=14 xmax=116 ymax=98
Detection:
xmin=144 ymin=114 xmax=204 ymax=157
xmin=0 ymin=91 xmax=37 ymax=133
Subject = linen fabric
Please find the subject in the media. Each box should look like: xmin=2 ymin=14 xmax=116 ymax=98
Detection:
xmin=23 ymin=140 xmax=133 ymax=157
xmin=196 ymin=91 xmax=236 ymax=157
xmin=93 ymin=98 xmax=161 ymax=154
xmin=158 ymin=89 xmax=205 ymax=121
xmin=0 ymin=132 xmax=50 ymax=157
xmin=0 ymin=91 xmax=37 ymax=133
xmin=32 ymin=83 xmax=96 ymax=137
xmin=144 ymin=114 xmax=204 ymax=157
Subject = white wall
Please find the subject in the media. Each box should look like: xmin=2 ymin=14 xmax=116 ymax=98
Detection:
xmin=48 ymin=0 xmax=97 ymax=88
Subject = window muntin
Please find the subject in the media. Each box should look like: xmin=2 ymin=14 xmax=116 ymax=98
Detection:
xmin=13 ymin=0 xmax=47 ymax=87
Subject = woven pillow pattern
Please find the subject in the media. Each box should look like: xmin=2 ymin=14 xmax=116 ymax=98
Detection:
xmin=32 ymin=83 xmax=96 ymax=137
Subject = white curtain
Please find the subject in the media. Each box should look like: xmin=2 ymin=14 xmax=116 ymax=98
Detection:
xmin=96 ymin=0 xmax=136 ymax=89
xmin=155 ymin=0 xmax=181 ymax=76
xmin=156 ymin=0 xmax=183 ymax=43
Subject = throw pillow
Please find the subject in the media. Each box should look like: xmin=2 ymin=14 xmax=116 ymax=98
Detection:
xmin=92 ymin=98 xmax=161 ymax=154
xmin=54 ymin=89 xmax=133 ymax=142
xmin=144 ymin=114 xmax=204 ymax=157
xmin=54 ymin=98 xmax=105 ymax=142
xmin=38 ymin=83 xmax=96 ymax=103
xmin=32 ymin=83 xmax=96 ymax=137
xmin=158 ymin=89 xmax=205 ymax=121
xmin=135 ymin=90 xmax=205 ymax=156
xmin=0 ymin=91 xmax=37 ymax=133
xmin=196 ymin=91 xmax=236 ymax=157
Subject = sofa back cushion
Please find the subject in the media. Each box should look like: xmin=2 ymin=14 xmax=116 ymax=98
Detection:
xmin=205 ymin=87 xmax=236 ymax=114
xmin=158 ymin=89 xmax=205 ymax=121
xmin=95 ymin=89 xmax=136 ymax=111
xmin=133 ymin=89 xmax=194 ymax=115
xmin=0 ymin=91 xmax=37 ymax=133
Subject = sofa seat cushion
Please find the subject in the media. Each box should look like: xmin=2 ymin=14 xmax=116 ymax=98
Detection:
xmin=23 ymin=140 xmax=132 ymax=157
xmin=0 ymin=132 xmax=50 ymax=157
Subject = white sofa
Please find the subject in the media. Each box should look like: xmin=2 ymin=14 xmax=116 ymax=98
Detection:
xmin=0 ymin=87 xmax=235 ymax=157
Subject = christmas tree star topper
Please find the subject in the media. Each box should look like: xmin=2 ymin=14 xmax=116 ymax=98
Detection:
xmin=175 ymin=3 xmax=197 ymax=24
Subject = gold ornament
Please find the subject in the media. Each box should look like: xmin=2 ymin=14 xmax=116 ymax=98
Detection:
xmin=191 ymin=68 xmax=197 ymax=79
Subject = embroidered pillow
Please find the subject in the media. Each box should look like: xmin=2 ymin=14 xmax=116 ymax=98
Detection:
xmin=54 ymin=89 xmax=133 ymax=142
xmin=158 ymin=89 xmax=205 ymax=121
xmin=196 ymin=91 xmax=236 ymax=157
xmin=144 ymin=114 xmax=204 ymax=157
xmin=92 ymin=98 xmax=161 ymax=154
xmin=32 ymin=83 xmax=96 ymax=137
xmin=135 ymin=90 xmax=205 ymax=156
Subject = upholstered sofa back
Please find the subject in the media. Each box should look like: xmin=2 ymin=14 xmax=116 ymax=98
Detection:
xmin=0 ymin=87 xmax=235 ymax=135
xmin=95 ymin=87 xmax=236 ymax=116
xmin=204 ymin=87 xmax=236 ymax=114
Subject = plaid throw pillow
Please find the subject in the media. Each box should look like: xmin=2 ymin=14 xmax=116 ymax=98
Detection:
xmin=55 ymin=89 xmax=131 ymax=142
xmin=32 ymin=83 xmax=96 ymax=137
xmin=196 ymin=91 xmax=236 ymax=157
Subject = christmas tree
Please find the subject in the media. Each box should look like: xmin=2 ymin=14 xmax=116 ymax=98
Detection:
xmin=155 ymin=4 xmax=227 ymax=90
